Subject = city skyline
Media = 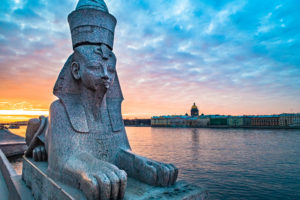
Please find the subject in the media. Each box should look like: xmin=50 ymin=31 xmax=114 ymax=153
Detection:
xmin=1 ymin=0 xmax=300 ymax=121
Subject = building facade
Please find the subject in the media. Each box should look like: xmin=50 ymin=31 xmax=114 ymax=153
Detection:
xmin=279 ymin=114 xmax=300 ymax=127
xmin=151 ymin=110 xmax=299 ymax=129
xmin=293 ymin=115 xmax=300 ymax=127
xmin=251 ymin=116 xmax=279 ymax=126
xmin=228 ymin=116 xmax=244 ymax=127
xmin=209 ymin=116 xmax=228 ymax=126
xmin=188 ymin=117 xmax=210 ymax=127
xmin=151 ymin=117 xmax=171 ymax=127
xmin=242 ymin=116 xmax=252 ymax=127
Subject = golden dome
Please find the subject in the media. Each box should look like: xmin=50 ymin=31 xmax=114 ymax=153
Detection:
xmin=191 ymin=103 xmax=198 ymax=109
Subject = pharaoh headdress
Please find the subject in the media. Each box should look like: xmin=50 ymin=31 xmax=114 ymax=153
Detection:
xmin=53 ymin=0 xmax=124 ymax=133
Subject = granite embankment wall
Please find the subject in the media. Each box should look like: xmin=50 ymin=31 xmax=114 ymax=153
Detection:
xmin=0 ymin=149 xmax=32 ymax=200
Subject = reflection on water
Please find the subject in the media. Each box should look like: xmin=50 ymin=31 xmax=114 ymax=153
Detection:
xmin=9 ymin=156 xmax=23 ymax=175
xmin=9 ymin=126 xmax=27 ymax=138
xmin=126 ymin=127 xmax=300 ymax=200
xmin=9 ymin=127 xmax=300 ymax=200
xmin=7 ymin=126 xmax=26 ymax=175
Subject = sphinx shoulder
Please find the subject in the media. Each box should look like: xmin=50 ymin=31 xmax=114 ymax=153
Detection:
xmin=49 ymin=100 xmax=66 ymax=117
xmin=49 ymin=98 xmax=89 ymax=133
xmin=49 ymin=99 xmax=70 ymax=128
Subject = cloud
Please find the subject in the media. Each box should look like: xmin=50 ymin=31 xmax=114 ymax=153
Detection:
xmin=0 ymin=0 xmax=299 ymax=116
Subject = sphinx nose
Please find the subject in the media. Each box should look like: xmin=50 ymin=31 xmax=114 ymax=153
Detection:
xmin=101 ymin=75 xmax=109 ymax=80
xmin=101 ymin=66 xmax=109 ymax=79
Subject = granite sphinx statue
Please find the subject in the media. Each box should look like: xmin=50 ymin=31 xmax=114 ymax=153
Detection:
xmin=24 ymin=0 xmax=178 ymax=199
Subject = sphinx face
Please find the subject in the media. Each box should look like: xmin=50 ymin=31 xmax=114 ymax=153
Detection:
xmin=74 ymin=44 xmax=117 ymax=92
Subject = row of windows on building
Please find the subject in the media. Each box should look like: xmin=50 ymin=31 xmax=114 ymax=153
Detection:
xmin=151 ymin=114 xmax=300 ymax=128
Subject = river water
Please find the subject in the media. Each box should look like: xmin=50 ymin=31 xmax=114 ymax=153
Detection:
xmin=10 ymin=127 xmax=300 ymax=200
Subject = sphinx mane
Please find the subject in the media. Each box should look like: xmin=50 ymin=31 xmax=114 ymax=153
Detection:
xmin=53 ymin=53 xmax=81 ymax=99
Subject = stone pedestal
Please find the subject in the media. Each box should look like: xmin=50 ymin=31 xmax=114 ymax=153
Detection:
xmin=22 ymin=156 xmax=208 ymax=200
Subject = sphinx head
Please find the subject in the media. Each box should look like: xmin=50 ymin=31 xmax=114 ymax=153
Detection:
xmin=71 ymin=44 xmax=117 ymax=93
xmin=53 ymin=44 xmax=122 ymax=101
xmin=54 ymin=0 xmax=120 ymax=100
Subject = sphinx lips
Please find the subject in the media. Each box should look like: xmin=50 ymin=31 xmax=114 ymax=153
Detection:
xmin=103 ymin=81 xmax=110 ymax=89
xmin=94 ymin=80 xmax=110 ymax=90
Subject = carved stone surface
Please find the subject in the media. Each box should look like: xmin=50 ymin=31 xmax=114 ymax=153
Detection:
xmin=22 ymin=0 xmax=206 ymax=199
xmin=22 ymin=157 xmax=208 ymax=200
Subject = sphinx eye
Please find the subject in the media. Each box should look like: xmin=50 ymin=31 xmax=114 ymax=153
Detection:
xmin=108 ymin=66 xmax=116 ymax=73
xmin=87 ymin=65 xmax=100 ymax=70
xmin=109 ymin=68 xmax=116 ymax=73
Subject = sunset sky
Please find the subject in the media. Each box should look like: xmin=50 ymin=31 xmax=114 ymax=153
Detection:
xmin=0 ymin=0 xmax=300 ymax=122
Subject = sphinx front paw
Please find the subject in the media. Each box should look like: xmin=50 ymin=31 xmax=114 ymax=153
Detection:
xmin=95 ymin=162 xmax=127 ymax=200
xmin=65 ymin=156 xmax=127 ymax=200
xmin=117 ymin=149 xmax=178 ymax=187
xmin=32 ymin=145 xmax=47 ymax=161
xmin=135 ymin=158 xmax=178 ymax=186
xmin=79 ymin=167 xmax=127 ymax=200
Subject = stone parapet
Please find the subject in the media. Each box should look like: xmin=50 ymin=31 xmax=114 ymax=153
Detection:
xmin=0 ymin=150 xmax=33 ymax=200
xmin=22 ymin=156 xmax=208 ymax=200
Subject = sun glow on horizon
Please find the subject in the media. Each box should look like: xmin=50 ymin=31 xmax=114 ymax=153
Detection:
xmin=0 ymin=109 xmax=154 ymax=122
xmin=0 ymin=110 xmax=49 ymax=116
xmin=0 ymin=110 xmax=49 ymax=123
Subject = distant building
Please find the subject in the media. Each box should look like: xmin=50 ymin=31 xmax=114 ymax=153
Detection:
xmin=228 ymin=116 xmax=244 ymax=127
xmin=191 ymin=103 xmax=199 ymax=117
xmin=251 ymin=115 xmax=279 ymax=127
xmin=194 ymin=117 xmax=210 ymax=127
xmin=279 ymin=114 xmax=300 ymax=127
xmin=124 ymin=119 xmax=151 ymax=126
xmin=242 ymin=116 xmax=252 ymax=127
xmin=151 ymin=105 xmax=300 ymax=129
xmin=293 ymin=115 xmax=300 ymax=127
xmin=151 ymin=115 xmax=193 ymax=127
xmin=170 ymin=116 xmax=189 ymax=127
xmin=209 ymin=115 xmax=228 ymax=126
xmin=151 ymin=116 xmax=171 ymax=127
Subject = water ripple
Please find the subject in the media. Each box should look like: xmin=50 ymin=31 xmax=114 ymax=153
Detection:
xmin=126 ymin=127 xmax=300 ymax=200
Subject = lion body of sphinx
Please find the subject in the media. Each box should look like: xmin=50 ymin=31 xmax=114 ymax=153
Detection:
xmin=46 ymin=98 xmax=131 ymax=184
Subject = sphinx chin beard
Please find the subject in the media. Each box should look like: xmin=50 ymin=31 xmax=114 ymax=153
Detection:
xmin=92 ymin=84 xmax=108 ymax=120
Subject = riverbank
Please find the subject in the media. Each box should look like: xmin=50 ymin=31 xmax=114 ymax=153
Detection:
xmin=0 ymin=129 xmax=27 ymax=157
xmin=151 ymin=125 xmax=300 ymax=129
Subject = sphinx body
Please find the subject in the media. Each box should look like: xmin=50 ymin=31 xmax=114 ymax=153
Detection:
xmin=26 ymin=45 xmax=178 ymax=200
xmin=24 ymin=1 xmax=178 ymax=199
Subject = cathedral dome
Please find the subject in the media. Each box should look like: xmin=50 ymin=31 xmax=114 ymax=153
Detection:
xmin=190 ymin=103 xmax=199 ymax=117
xmin=191 ymin=103 xmax=198 ymax=109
